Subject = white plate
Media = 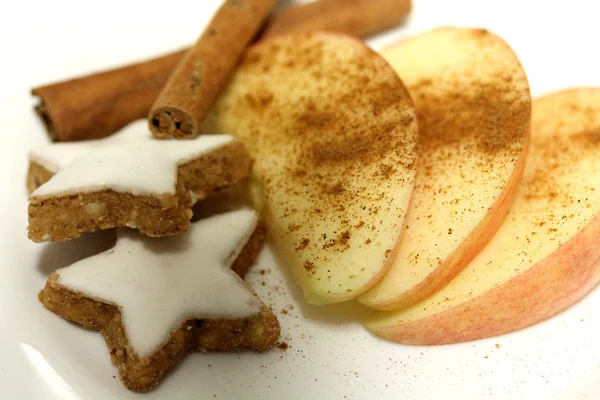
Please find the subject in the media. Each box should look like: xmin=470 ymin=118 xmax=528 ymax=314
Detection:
xmin=2 ymin=1 xmax=600 ymax=399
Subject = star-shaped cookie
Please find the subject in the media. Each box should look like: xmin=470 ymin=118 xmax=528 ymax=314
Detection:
xmin=27 ymin=120 xmax=252 ymax=242
xmin=39 ymin=209 xmax=279 ymax=392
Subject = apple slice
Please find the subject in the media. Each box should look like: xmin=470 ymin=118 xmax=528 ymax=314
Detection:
xmin=206 ymin=32 xmax=418 ymax=304
xmin=359 ymin=27 xmax=531 ymax=310
xmin=365 ymin=88 xmax=600 ymax=345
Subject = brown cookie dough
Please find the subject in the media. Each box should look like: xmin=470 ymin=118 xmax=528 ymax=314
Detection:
xmin=28 ymin=140 xmax=252 ymax=242
xmin=40 ymin=280 xmax=278 ymax=392
xmin=39 ymin=211 xmax=279 ymax=392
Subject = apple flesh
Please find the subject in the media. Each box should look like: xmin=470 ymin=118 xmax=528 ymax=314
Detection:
xmin=205 ymin=32 xmax=419 ymax=304
xmin=365 ymin=88 xmax=600 ymax=344
xmin=360 ymin=27 xmax=532 ymax=310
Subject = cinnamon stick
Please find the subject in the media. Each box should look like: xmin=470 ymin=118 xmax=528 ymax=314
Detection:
xmin=149 ymin=0 xmax=280 ymax=139
xmin=32 ymin=0 xmax=412 ymax=142
xmin=32 ymin=50 xmax=186 ymax=142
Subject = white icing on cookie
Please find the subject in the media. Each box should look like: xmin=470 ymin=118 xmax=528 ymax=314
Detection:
xmin=32 ymin=144 xmax=178 ymax=197
xmin=29 ymin=120 xmax=234 ymax=198
xmin=29 ymin=119 xmax=150 ymax=173
xmin=56 ymin=209 xmax=262 ymax=357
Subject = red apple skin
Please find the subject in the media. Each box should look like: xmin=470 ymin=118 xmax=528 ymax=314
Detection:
xmin=368 ymin=142 xmax=530 ymax=311
xmin=370 ymin=212 xmax=600 ymax=345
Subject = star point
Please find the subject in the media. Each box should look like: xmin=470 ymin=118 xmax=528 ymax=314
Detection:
xmin=56 ymin=209 xmax=263 ymax=357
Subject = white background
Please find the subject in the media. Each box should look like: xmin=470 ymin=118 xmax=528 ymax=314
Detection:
xmin=1 ymin=0 xmax=599 ymax=399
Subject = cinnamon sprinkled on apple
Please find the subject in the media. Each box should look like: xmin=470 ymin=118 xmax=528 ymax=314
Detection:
xmin=209 ymin=32 xmax=418 ymax=301
xmin=359 ymin=27 xmax=531 ymax=310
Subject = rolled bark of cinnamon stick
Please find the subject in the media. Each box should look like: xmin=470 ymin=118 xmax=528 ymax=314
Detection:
xmin=32 ymin=0 xmax=412 ymax=142
xmin=32 ymin=50 xmax=186 ymax=142
xmin=149 ymin=0 xmax=280 ymax=139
